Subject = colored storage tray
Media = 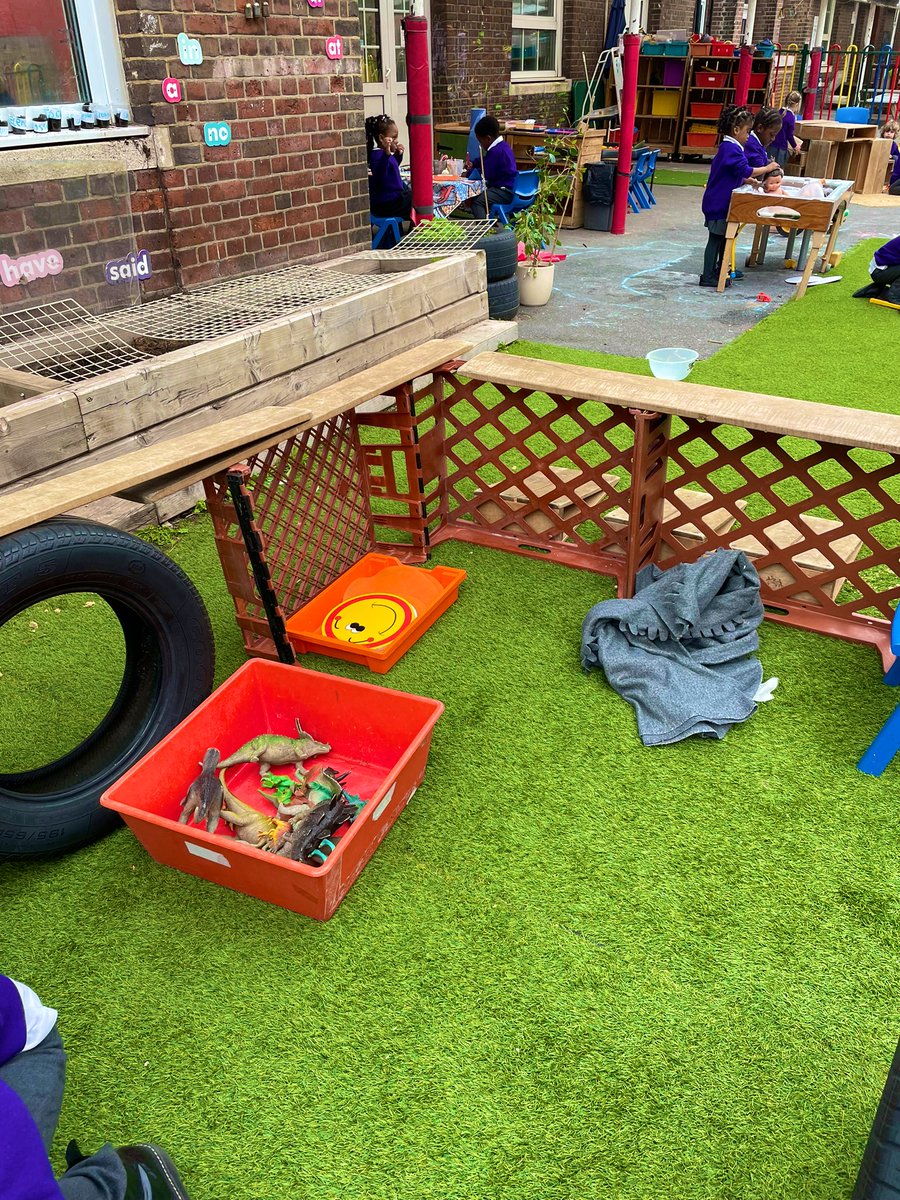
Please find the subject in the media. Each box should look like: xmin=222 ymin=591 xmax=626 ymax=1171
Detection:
xmin=285 ymin=552 xmax=466 ymax=674
xmin=662 ymin=59 xmax=685 ymax=85
xmin=652 ymin=90 xmax=680 ymax=116
xmin=748 ymin=72 xmax=767 ymax=89
xmin=690 ymin=102 xmax=723 ymax=119
xmin=641 ymin=42 xmax=665 ymax=55
xmin=101 ymin=660 xmax=444 ymax=920
xmin=664 ymin=41 xmax=689 ymax=56
xmin=686 ymin=132 xmax=718 ymax=147
xmin=695 ymin=70 xmax=728 ymax=88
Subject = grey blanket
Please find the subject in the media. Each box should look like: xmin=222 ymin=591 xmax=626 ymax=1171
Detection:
xmin=581 ymin=550 xmax=764 ymax=746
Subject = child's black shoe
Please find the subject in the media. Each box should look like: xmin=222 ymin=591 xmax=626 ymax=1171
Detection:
xmin=699 ymin=276 xmax=731 ymax=288
xmin=853 ymin=283 xmax=885 ymax=299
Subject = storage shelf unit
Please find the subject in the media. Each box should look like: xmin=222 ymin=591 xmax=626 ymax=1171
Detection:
xmin=677 ymin=53 xmax=774 ymax=158
xmin=634 ymin=53 xmax=686 ymax=155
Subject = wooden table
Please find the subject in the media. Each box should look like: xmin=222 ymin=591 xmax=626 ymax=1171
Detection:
xmin=717 ymin=177 xmax=854 ymax=298
xmin=796 ymin=121 xmax=891 ymax=196
xmin=432 ymin=123 xmax=606 ymax=228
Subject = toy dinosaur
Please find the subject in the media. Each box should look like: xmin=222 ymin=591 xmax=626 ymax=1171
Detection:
xmin=277 ymin=792 xmax=359 ymax=864
xmin=219 ymin=771 xmax=288 ymax=850
xmin=178 ymin=748 xmax=224 ymax=833
xmin=259 ymin=770 xmax=309 ymax=814
xmin=218 ymin=720 xmax=331 ymax=777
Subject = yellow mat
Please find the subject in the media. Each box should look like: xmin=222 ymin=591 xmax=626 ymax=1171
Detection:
xmin=851 ymin=192 xmax=900 ymax=208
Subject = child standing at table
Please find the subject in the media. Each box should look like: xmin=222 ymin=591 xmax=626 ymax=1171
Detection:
xmin=700 ymin=106 xmax=778 ymax=287
xmin=465 ymin=115 xmax=518 ymax=218
xmin=770 ymin=91 xmax=803 ymax=168
xmin=366 ymin=114 xmax=412 ymax=237
xmin=745 ymin=107 xmax=786 ymax=172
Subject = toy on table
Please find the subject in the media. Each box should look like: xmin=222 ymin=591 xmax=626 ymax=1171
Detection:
xmin=286 ymin=552 xmax=466 ymax=673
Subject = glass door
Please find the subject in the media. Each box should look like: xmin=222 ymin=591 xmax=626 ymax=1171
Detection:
xmin=360 ymin=0 xmax=428 ymax=122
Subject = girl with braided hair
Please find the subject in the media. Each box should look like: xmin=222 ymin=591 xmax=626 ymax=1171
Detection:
xmin=365 ymin=114 xmax=411 ymax=243
xmin=745 ymin=106 xmax=788 ymax=174
xmin=699 ymin=105 xmax=756 ymax=287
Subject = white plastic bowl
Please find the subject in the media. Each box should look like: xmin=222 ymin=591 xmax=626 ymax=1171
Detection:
xmin=646 ymin=347 xmax=699 ymax=381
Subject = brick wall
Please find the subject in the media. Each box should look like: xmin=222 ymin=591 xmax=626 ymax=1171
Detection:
xmin=430 ymin=0 xmax=599 ymax=127
xmin=646 ymin=0 xmax=695 ymax=36
xmin=0 ymin=0 xmax=369 ymax=311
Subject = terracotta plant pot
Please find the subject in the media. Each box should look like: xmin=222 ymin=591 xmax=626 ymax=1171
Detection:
xmin=516 ymin=260 xmax=555 ymax=306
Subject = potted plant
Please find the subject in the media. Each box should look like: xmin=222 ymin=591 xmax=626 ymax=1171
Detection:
xmin=512 ymin=137 xmax=578 ymax=306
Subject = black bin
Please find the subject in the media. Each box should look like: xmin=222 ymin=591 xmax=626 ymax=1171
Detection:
xmin=582 ymin=161 xmax=615 ymax=232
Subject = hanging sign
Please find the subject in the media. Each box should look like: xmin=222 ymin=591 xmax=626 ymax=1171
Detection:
xmin=105 ymin=250 xmax=153 ymax=284
xmin=162 ymin=77 xmax=183 ymax=103
xmin=204 ymin=121 xmax=232 ymax=146
xmin=325 ymin=35 xmax=343 ymax=59
xmin=0 ymin=249 xmax=64 ymax=287
xmin=177 ymin=33 xmax=203 ymax=65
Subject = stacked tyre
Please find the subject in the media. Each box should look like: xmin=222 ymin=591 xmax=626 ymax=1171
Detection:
xmin=474 ymin=226 xmax=519 ymax=320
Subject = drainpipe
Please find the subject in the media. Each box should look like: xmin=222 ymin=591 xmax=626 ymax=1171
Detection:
xmin=611 ymin=31 xmax=641 ymax=234
xmin=403 ymin=3 xmax=434 ymax=222
xmin=735 ymin=44 xmax=754 ymax=103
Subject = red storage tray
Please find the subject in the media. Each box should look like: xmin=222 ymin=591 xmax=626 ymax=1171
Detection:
xmin=695 ymin=71 xmax=728 ymax=87
xmin=686 ymin=132 xmax=718 ymax=147
xmin=100 ymin=660 xmax=444 ymax=920
xmin=285 ymin=553 xmax=466 ymax=674
xmin=690 ymin=102 xmax=723 ymax=119
xmin=748 ymin=72 xmax=767 ymax=89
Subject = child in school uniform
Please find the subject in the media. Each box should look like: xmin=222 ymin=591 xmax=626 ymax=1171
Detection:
xmin=464 ymin=115 xmax=518 ymax=218
xmin=700 ymin=106 xmax=780 ymax=288
xmin=366 ymin=114 xmax=411 ymax=244
xmin=852 ymin=234 xmax=900 ymax=301
xmin=770 ymin=91 xmax=803 ymax=168
xmin=745 ymin=107 xmax=785 ymax=172
xmin=880 ymin=120 xmax=900 ymax=195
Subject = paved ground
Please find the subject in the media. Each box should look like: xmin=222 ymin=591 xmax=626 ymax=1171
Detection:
xmin=517 ymin=183 xmax=898 ymax=358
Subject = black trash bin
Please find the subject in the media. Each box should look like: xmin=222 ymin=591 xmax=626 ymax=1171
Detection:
xmin=582 ymin=161 xmax=615 ymax=232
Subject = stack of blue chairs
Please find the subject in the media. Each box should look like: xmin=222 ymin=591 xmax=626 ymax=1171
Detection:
xmin=627 ymin=149 xmax=659 ymax=214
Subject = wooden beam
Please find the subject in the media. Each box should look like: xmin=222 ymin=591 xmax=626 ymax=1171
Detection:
xmin=0 ymin=406 xmax=312 ymax=539
xmin=0 ymin=365 xmax=51 ymax=405
xmin=461 ymin=352 xmax=900 ymax=454
xmin=0 ymin=392 xmax=87 ymax=483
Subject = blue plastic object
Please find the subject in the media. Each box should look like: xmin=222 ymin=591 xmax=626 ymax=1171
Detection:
xmin=488 ymin=170 xmax=540 ymax=226
xmin=370 ymin=214 xmax=402 ymax=249
xmin=627 ymin=149 xmax=658 ymax=213
xmin=836 ymin=106 xmax=871 ymax=123
xmin=857 ymin=609 xmax=900 ymax=775
xmin=467 ymin=107 xmax=486 ymax=168
xmin=646 ymin=347 xmax=699 ymax=380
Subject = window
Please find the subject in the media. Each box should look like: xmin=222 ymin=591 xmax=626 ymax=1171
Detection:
xmin=511 ymin=0 xmax=562 ymax=80
xmin=0 ymin=0 xmax=127 ymax=118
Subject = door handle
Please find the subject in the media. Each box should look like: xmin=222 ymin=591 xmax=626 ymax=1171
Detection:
xmin=385 ymin=66 xmax=392 ymax=81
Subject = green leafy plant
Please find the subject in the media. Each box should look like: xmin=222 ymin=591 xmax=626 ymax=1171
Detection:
xmin=512 ymin=136 xmax=580 ymax=276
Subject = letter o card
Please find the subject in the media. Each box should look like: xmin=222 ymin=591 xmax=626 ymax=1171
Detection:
xmin=162 ymin=77 xmax=183 ymax=104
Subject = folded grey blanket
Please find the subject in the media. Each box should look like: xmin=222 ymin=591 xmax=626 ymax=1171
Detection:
xmin=581 ymin=550 xmax=764 ymax=746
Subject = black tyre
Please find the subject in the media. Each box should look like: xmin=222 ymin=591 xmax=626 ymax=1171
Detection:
xmin=474 ymin=226 xmax=519 ymax=282
xmin=853 ymin=1040 xmax=900 ymax=1200
xmin=487 ymin=273 xmax=520 ymax=320
xmin=0 ymin=518 xmax=215 ymax=857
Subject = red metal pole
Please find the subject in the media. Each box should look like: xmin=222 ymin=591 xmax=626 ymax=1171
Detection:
xmin=611 ymin=32 xmax=641 ymax=236
xmin=735 ymin=44 xmax=753 ymax=105
xmin=403 ymin=13 xmax=433 ymax=222
xmin=803 ymin=45 xmax=822 ymax=119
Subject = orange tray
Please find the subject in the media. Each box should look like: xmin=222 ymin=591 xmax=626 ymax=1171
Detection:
xmin=285 ymin=552 xmax=466 ymax=673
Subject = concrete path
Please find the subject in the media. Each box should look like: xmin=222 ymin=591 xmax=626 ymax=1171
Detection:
xmin=516 ymin=183 xmax=898 ymax=359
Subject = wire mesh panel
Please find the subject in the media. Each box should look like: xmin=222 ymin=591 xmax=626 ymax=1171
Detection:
xmin=205 ymin=412 xmax=375 ymax=659
xmin=0 ymin=298 xmax=150 ymax=382
xmin=383 ymin=219 xmax=497 ymax=256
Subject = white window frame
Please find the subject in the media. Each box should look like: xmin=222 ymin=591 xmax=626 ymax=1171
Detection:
xmin=1 ymin=0 xmax=128 ymax=122
xmin=511 ymin=2 xmax=563 ymax=82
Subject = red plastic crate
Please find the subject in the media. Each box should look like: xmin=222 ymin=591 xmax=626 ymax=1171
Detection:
xmin=748 ymin=72 xmax=767 ymax=89
xmin=709 ymin=40 xmax=735 ymax=56
xmin=285 ymin=553 xmax=466 ymax=674
xmin=100 ymin=660 xmax=444 ymax=920
xmin=695 ymin=71 xmax=728 ymax=87
xmin=690 ymin=102 xmax=723 ymax=119
xmin=686 ymin=132 xmax=718 ymax=147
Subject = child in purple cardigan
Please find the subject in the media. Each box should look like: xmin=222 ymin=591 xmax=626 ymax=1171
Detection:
xmin=465 ymin=114 xmax=518 ymax=218
xmin=0 ymin=974 xmax=190 ymax=1198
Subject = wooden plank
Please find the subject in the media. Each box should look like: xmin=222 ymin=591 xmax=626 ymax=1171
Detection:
xmin=461 ymin=352 xmax=900 ymax=455
xmin=0 ymin=392 xmax=87 ymax=485
xmin=65 ymin=253 xmax=484 ymax=451
xmin=0 ymin=406 xmax=312 ymax=539
xmin=0 ymin=365 xmax=51 ymax=405
xmin=0 ymin=291 xmax=485 ymax=495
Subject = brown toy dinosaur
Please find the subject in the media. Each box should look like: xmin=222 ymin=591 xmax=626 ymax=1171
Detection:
xmin=218 ymin=720 xmax=331 ymax=778
xmin=218 ymin=771 xmax=288 ymax=851
xmin=178 ymin=748 xmax=224 ymax=833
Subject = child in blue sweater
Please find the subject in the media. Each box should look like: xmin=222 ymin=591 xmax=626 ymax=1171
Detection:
xmin=700 ymin=106 xmax=779 ymax=287
xmin=366 ymin=113 xmax=411 ymax=240
xmin=853 ymin=234 xmax=900 ymax=301
xmin=770 ymin=91 xmax=803 ymax=168
xmin=465 ymin=114 xmax=518 ymax=218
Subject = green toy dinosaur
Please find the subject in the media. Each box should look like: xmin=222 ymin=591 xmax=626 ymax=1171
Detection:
xmin=218 ymin=720 xmax=331 ymax=778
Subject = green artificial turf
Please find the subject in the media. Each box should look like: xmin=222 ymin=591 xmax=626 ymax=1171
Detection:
xmin=2 ymin=240 xmax=899 ymax=1200
xmin=652 ymin=167 xmax=707 ymax=187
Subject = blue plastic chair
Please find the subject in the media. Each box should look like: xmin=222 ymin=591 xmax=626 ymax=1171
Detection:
xmin=489 ymin=170 xmax=540 ymax=225
xmin=857 ymin=609 xmax=900 ymax=775
xmin=627 ymin=150 xmax=653 ymax=213
xmin=370 ymin=214 xmax=403 ymax=249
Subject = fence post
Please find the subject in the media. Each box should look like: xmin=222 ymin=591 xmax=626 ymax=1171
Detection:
xmin=622 ymin=410 xmax=670 ymax=597
xmin=803 ymin=45 xmax=823 ymax=118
